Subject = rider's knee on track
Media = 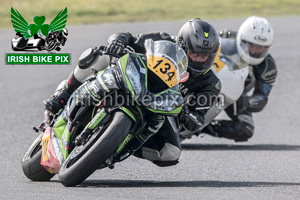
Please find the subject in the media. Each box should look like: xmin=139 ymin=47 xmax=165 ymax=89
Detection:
xmin=141 ymin=143 xmax=181 ymax=167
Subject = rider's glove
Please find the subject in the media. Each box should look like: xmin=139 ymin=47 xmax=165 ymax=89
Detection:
xmin=236 ymin=94 xmax=249 ymax=111
xmin=106 ymin=39 xmax=126 ymax=57
xmin=179 ymin=106 xmax=203 ymax=132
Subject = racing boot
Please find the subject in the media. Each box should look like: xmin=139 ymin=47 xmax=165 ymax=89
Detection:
xmin=201 ymin=120 xmax=221 ymax=137
xmin=202 ymin=120 xmax=251 ymax=142
xmin=43 ymin=71 xmax=82 ymax=114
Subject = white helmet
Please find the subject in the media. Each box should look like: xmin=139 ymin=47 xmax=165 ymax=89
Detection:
xmin=237 ymin=16 xmax=274 ymax=65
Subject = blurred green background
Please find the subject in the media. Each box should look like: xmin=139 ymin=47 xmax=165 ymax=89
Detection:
xmin=1 ymin=0 xmax=300 ymax=29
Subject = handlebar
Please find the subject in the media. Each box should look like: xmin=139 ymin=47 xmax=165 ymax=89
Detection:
xmin=98 ymin=45 xmax=135 ymax=58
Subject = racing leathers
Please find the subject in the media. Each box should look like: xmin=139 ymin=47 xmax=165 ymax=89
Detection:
xmin=203 ymin=30 xmax=277 ymax=142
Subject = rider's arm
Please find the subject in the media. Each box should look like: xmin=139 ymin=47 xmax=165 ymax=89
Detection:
xmin=246 ymin=55 xmax=277 ymax=112
xmin=85 ymin=67 xmax=124 ymax=100
xmin=183 ymin=70 xmax=222 ymax=130
xmin=191 ymin=75 xmax=221 ymax=123
xmin=108 ymin=31 xmax=173 ymax=53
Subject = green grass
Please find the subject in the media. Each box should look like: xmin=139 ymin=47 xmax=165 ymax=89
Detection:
xmin=1 ymin=0 xmax=300 ymax=29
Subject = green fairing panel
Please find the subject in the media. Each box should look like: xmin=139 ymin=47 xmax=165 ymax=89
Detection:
xmin=121 ymin=107 xmax=136 ymax=122
xmin=88 ymin=109 xmax=107 ymax=129
xmin=147 ymin=104 xmax=183 ymax=115
xmin=96 ymin=71 xmax=109 ymax=93
xmin=53 ymin=114 xmax=70 ymax=159
xmin=53 ymin=115 xmax=67 ymax=139
xmin=119 ymin=54 xmax=135 ymax=96
xmin=116 ymin=134 xmax=133 ymax=155
xmin=62 ymin=127 xmax=71 ymax=159
xmin=136 ymin=55 xmax=148 ymax=89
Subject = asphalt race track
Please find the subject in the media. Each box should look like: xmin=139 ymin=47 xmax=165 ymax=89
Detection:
xmin=0 ymin=16 xmax=300 ymax=199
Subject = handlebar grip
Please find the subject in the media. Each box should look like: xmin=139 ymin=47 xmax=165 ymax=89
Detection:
xmin=97 ymin=45 xmax=133 ymax=58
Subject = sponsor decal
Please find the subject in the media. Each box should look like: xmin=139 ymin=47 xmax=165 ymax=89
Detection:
xmin=196 ymin=45 xmax=212 ymax=50
xmin=64 ymin=142 xmax=70 ymax=151
xmin=103 ymin=74 xmax=114 ymax=86
xmin=204 ymin=32 xmax=209 ymax=38
xmin=254 ymin=35 xmax=267 ymax=42
xmin=62 ymin=135 xmax=69 ymax=151
xmin=203 ymin=40 xmax=209 ymax=47
xmin=6 ymin=53 xmax=70 ymax=64
xmin=51 ymin=133 xmax=64 ymax=164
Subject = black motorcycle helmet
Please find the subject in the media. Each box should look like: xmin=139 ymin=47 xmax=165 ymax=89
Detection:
xmin=178 ymin=18 xmax=219 ymax=77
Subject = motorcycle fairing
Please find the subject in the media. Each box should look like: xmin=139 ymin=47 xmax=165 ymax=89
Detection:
xmin=118 ymin=53 xmax=184 ymax=115
xmin=41 ymin=127 xmax=63 ymax=174
xmin=53 ymin=114 xmax=70 ymax=159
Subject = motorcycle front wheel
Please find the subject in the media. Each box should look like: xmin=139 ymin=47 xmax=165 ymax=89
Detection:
xmin=58 ymin=111 xmax=132 ymax=187
xmin=21 ymin=133 xmax=55 ymax=181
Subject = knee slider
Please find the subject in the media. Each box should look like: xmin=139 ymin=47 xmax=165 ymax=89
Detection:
xmin=152 ymin=160 xmax=179 ymax=167
xmin=152 ymin=143 xmax=181 ymax=167
xmin=78 ymin=48 xmax=100 ymax=69
xmin=160 ymin=143 xmax=181 ymax=161
xmin=141 ymin=143 xmax=181 ymax=167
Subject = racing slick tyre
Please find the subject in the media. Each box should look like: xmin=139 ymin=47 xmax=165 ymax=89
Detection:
xmin=58 ymin=111 xmax=132 ymax=187
xmin=21 ymin=133 xmax=55 ymax=181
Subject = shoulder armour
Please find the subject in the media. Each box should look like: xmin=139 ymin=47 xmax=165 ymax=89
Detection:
xmin=256 ymin=55 xmax=277 ymax=84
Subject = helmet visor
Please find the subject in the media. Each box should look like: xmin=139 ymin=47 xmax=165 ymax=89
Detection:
xmin=241 ymin=40 xmax=270 ymax=61
xmin=187 ymin=50 xmax=217 ymax=74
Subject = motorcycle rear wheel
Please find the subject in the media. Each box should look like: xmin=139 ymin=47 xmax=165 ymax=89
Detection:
xmin=21 ymin=133 xmax=55 ymax=181
xmin=59 ymin=111 xmax=132 ymax=187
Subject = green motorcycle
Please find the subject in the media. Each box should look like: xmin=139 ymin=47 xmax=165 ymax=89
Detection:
xmin=21 ymin=39 xmax=188 ymax=186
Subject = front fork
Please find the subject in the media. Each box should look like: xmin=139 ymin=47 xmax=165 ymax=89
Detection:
xmin=101 ymin=105 xmax=147 ymax=166
xmin=74 ymin=104 xmax=141 ymax=155
xmin=74 ymin=108 xmax=108 ymax=146
xmin=109 ymin=112 xmax=166 ymax=165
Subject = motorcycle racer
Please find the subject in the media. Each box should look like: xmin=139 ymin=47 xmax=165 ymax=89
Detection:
xmin=43 ymin=18 xmax=221 ymax=166
xmin=203 ymin=16 xmax=277 ymax=142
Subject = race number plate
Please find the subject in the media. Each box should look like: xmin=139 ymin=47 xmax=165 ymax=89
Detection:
xmin=147 ymin=54 xmax=179 ymax=87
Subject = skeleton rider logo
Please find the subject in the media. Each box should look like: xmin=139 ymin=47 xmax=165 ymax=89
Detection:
xmin=11 ymin=7 xmax=68 ymax=52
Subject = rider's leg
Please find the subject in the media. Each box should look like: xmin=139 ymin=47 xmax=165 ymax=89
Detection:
xmin=44 ymin=47 xmax=110 ymax=114
xmin=134 ymin=117 xmax=182 ymax=167
xmin=203 ymin=104 xmax=255 ymax=142
xmin=130 ymin=113 xmax=165 ymax=152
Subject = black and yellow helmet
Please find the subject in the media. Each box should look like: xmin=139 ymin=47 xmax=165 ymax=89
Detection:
xmin=178 ymin=18 xmax=219 ymax=75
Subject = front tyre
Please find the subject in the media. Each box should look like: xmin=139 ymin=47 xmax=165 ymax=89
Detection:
xmin=59 ymin=111 xmax=132 ymax=187
xmin=21 ymin=133 xmax=55 ymax=181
